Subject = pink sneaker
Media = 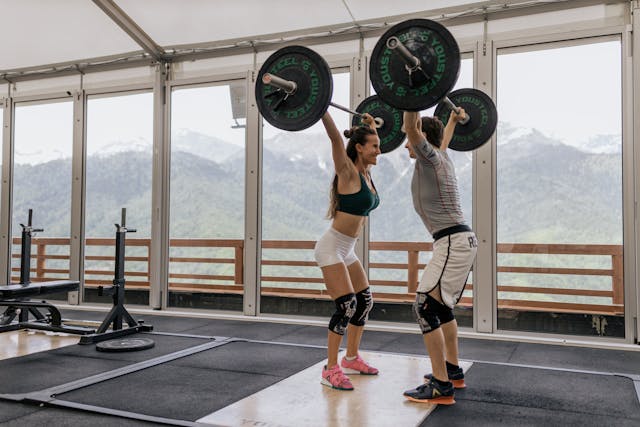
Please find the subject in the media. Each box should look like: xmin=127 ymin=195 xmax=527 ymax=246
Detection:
xmin=341 ymin=355 xmax=379 ymax=375
xmin=321 ymin=364 xmax=354 ymax=390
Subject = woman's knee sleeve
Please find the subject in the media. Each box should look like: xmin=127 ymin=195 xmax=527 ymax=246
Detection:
xmin=328 ymin=293 xmax=357 ymax=335
xmin=349 ymin=288 xmax=373 ymax=326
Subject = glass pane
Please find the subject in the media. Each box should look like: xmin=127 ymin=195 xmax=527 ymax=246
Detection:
xmin=168 ymin=82 xmax=246 ymax=311
xmin=12 ymin=101 xmax=73 ymax=285
xmin=0 ymin=105 xmax=2 ymax=221
xmin=260 ymin=71 xmax=350 ymax=316
xmin=84 ymin=93 xmax=153 ymax=305
xmin=369 ymin=57 xmax=474 ymax=325
xmin=496 ymin=39 xmax=623 ymax=337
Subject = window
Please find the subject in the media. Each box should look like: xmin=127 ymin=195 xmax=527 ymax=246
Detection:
xmin=0 ymin=103 xmax=3 ymax=224
xmin=496 ymin=39 xmax=623 ymax=337
xmin=260 ymin=71 xmax=350 ymax=316
xmin=84 ymin=92 xmax=153 ymax=305
xmin=168 ymin=82 xmax=246 ymax=311
xmin=369 ymin=57 xmax=474 ymax=325
xmin=12 ymin=100 xmax=73 ymax=284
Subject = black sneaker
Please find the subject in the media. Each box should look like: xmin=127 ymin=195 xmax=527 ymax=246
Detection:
xmin=404 ymin=378 xmax=456 ymax=405
xmin=424 ymin=363 xmax=465 ymax=389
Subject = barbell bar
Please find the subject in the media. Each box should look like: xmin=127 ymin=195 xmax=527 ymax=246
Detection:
xmin=262 ymin=73 xmax=384 ymax=128
xmin=255 ymin=45 xmax=407 ymax=153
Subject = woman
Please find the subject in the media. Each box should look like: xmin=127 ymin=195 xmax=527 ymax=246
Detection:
xmin=314 ymin=111 xmax=381 ymax=391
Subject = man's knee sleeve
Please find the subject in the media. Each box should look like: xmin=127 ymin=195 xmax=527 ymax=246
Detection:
xmin=438 ymin=306 xmax=455 ymax=325
xmin=328 ymin=293 xmax=356 ymax=335
xmin=413 ymin=293 xmax=441 ymax=334
xmin=349 ymin=288 xmax=373 ymax=326
xmin=430 ymin=294 xmax=454 ymax=324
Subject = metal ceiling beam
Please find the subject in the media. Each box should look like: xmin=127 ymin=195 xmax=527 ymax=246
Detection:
xmin=91 ymin=0 xmax=166 ymax=62
xmin=166 ymin=0 xmax=608 ymax=61
xmin=0 ymin=51 xmax=154 ymax=84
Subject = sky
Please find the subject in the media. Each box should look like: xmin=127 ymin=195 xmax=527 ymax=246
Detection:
xmin=497 ymin=40 xmax=621 ymax=146
xmin=3 ymin=39 xmax=623 ymax=165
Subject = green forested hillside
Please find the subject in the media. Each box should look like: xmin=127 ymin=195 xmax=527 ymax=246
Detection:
xmin=11 ymin=127 xmax=622 ymax=244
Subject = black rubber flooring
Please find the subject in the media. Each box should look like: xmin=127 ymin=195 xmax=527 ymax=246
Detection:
xmin=421 ymin=362 xmax=640 ymax=426
xmin=0 ymin=336 xmax=326 ymax=424
xmin=0 ymin=400 xmax=160 ymax=426
xmin=0 ymin=309 xmax=638 ymax=426
xmin=58 ymin=341 xmax=326 ymax=421
xmin=0 ymin=333 xmax=214 ymax=395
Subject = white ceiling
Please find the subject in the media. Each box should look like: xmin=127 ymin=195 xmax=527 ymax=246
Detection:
xmin=0 ymin=0 xmax=495 ymax=73
xmin=0 ymin=0 xmax=618 ymax=78
xmin=1 ymin=0 xmax=139 ymax=70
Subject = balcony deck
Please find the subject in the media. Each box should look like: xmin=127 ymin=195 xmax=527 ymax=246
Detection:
xmin=11 ymin=237 xmax=625 ymax=317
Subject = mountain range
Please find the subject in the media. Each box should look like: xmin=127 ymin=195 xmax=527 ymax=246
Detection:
xmin=11 ymin=124 xmax=622 ymax=246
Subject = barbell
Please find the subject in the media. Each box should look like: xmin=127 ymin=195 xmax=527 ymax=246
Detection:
xmin=255 ymin=45 xmax=406 ymax=154
xmin=255 ymin=18 xmax=497 ymax=153
xmin=369 ymin=18 xmax=498 ymax=151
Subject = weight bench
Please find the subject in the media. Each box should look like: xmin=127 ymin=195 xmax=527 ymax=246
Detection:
xmin=0 ymin=210 xmax=93 ymax=335
xmin=0 ymin=280 xmax=92 ymax=334
xmin=0 ymin=280 xmax=79 ymax=298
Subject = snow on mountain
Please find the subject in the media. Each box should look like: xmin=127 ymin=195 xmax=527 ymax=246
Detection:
xmin=92 ymin=137 xmax=152 ymax=157
xmin=580 ymin=134 xmax=621 ymax=154
xmin=497 ymin=122 xmax=621 ymax=154
xmin=172 ymin=129 xmax=243 ymax=163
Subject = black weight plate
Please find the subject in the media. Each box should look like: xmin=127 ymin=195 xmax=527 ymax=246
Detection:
xmin=434 ymin=88 xmax=498 ymax=151
xmin=96 ymin=337 xmax=155 ymax=352
xmin=256 ymin=46 xmax=332 ymax=131
xmin=370 ymin=19 xmax=460 ymax=111
xmin=352 ymin=95 xmax=405 ymax=153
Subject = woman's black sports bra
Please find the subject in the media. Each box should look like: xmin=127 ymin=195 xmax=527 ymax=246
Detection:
xmin=336 ymin=173 xmax=379 ymax=217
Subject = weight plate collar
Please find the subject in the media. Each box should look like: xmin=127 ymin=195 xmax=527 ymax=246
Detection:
xmin=369 ymin=19 xmax=460 ymax=112
xmin=256 ymin=45 xmax=333 ymax=131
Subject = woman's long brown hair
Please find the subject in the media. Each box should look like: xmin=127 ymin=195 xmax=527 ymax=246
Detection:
xmin=327 ymin=126 xmax=377 ymax=219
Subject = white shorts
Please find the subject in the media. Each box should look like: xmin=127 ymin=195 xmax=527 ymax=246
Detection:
xmin=314 ymin=227 xmax=359 ymax=268
xmin=418 ymin=231 xmax=477 ymax=308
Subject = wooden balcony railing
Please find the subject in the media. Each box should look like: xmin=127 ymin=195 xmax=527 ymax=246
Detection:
xmin=10 ymin=237 xmax=624 ymax=316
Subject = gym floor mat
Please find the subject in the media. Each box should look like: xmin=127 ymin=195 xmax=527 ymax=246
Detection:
xmin=0 ymin=332 xmax=216 ymax=394
xmin=421 ymin=362 xmax=640 ymax=427
xmin=56 ymin=341 xmax=327 ymax=421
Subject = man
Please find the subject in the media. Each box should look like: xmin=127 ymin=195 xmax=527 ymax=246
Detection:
xmin=402 ymin=108 xmax=478 ymax=405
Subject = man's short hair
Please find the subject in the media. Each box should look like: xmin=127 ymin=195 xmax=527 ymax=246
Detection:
xmin=421 ymin=116 xmax=444 ymax=148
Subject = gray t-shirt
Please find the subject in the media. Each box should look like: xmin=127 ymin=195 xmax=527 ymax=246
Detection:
xmin=411 ymin=138 xmax=467 ymax=237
